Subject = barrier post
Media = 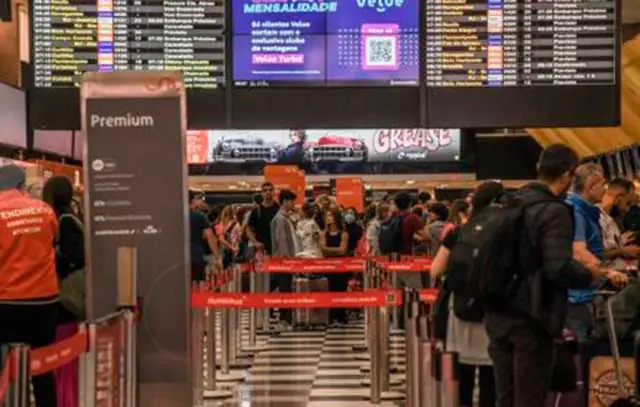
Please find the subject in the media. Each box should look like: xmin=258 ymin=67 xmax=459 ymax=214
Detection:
xmin=191 ymin=296 xmax=205 ymax=407
xmin=2 ymin=344 xmax=27 ymax=407
xmin=439 ymin=352 xmax=459 ymax=407
xmin=418 ymin=304 xmax=438 ymax=407
xmin=203 ymin=305 xmax=232 ymax=399
xmin=123 ymin=310 xmax=137 ymax=407
xmin=245 ymin=265 xmax=265 ymax=353
xmin=81 ymin=324 xmax=98 ymax=407
xmin=405 ymin=289 xmax=421 ymax=407
xmin=354 ymin=259 xmax=373 ymax=353
xmin=259 ymin=254 xmax=271 ymax=333
xmin=0 ymin=347 xmax=13 ymax=407
xmin=390 ymin=253 xmax=400 ymax=330
xmin=216 ymin=273 xmax=246 ymax=382
xmin=369 ymin=293 xmax=381 ymax=405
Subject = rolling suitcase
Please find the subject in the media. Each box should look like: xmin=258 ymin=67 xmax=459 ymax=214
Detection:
xmin=597 ymin=290 xmax=640 ymax=407
xmin=293 ymin=275 xmax=329 ymax=329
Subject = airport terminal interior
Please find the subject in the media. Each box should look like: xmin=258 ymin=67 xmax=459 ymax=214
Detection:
xmin=3 ymin=0 xmax=640 ymax=406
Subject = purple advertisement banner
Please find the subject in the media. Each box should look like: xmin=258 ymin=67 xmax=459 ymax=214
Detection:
xmin=232 ymin=0 xmax=419 ymax=84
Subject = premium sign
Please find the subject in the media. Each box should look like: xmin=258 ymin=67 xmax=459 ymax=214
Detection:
xmin=82 ymin=72 xmax=191 ymax=406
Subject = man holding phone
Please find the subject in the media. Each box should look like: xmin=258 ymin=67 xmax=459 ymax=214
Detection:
xmin=599 ymin=178 xmax=640 ymax=269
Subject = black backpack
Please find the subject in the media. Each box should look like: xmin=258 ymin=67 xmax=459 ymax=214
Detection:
xmin=379 ymin=213 xmax=408 ymax=255
xmin=446 ymin=193 xmax=551 ymax=316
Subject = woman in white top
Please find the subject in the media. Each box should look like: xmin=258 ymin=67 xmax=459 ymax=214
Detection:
xmin=430 ymin=181 xmax=504 ymax=407
xmin=296 ymin=202 xmax=323 ymax=258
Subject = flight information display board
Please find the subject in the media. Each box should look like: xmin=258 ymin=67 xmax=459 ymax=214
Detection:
xmin=424 ymin=0 xmax=619 ymax=127
xmin=232 ymin=0 xmax=420 ymax=86
xmin=32 ymin=0 xmax=226 ymax=88
xmin=425 ymin=0 xmax=616 ymax=87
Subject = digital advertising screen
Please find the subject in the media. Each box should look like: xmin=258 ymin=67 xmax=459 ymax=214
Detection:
xmin=187 ymin=128 xmax=459 ymax=168
xmin=232 ymin=0 xmax=419 ymax=86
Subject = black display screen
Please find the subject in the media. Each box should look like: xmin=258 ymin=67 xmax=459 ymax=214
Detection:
xmin=31 ymin=0 xmax=225 ymax=88
xmin=424 ymin=0 xmax=620 ymax=127
xmin=28 ymin=0 xmax=620 ymax=129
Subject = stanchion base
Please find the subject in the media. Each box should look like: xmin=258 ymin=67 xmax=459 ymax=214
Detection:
xmin=216 ymin=371 xmax=246 ymax=382
xmin=203 ymin=389 xmax=233 ymax=399
xmin=360 ymin=376 xmax=403 ymax=387
xmin=355 ymin=353 xmax=370 ymax=361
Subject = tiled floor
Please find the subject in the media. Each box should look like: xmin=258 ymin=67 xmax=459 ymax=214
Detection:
xmin=204 ymin=311 xmax=406 ymax=407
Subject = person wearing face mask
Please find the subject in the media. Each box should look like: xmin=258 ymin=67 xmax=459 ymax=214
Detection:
xmin=599 ymin=178 xmax=640 ymax=270
xmin=343 ymin=207 xmax=363 ymax=256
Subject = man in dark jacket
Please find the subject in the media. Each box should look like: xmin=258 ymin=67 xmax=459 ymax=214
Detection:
xmin=484 ymin=144 xmax=629 ymax=407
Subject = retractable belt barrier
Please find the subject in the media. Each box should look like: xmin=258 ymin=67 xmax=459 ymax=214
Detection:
xmin=191 ymin=255 xmax=439 ymax=406
xmin=0 ymin=310 xmax=136 ymax=407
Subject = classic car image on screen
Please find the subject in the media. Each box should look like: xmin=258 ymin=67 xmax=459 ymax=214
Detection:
xmin=232 ymin=0 xmax=419 ymax=86
xmin=212 ymin=134 xmax=283 ymax=163
xmin=305 ymin=134 xmax=368 ymax=162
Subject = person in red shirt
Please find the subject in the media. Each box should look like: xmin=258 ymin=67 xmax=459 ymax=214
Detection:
xmin=0 ymin=165 xmax=59 ymax=407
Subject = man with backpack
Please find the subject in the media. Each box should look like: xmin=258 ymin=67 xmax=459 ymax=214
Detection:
xmin=463 ymin=145 xmax=629 ymax=407
xmin=379 ymin=192 xmax=427 ymax=288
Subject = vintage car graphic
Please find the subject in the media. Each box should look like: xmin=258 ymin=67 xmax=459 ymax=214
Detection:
xmin=304 ymin=134 xmax=368 ymax=162
xmin=212 ymin=135 xmax=282 ymax=163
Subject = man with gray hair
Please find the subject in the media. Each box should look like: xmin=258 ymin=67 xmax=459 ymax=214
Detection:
xmin=565 ymin=162 xmax=627 ymax=341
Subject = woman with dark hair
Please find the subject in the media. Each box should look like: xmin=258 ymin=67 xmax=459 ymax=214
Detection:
xmin=216 ymin=205 xmax=238 ymax=269
xmin=320 ymin=209 xmax=349 ymax=326
xmin=42 ymin=175 xmax=85 ymax=407
xmin=429 ymin=181 xmax=504 ymax=407
xmin=448 ymin=199 xmax=471 ymax=226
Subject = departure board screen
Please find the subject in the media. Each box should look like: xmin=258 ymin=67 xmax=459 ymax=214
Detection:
xmin=31 ymin=0 xmax=226 ymax=88
xmin=424 ymin=0 xmax=620 ymax=127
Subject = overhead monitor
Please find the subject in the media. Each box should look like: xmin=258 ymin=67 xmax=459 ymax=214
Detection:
xmin=424 ymin=0 xmax=620 ymax=127
xmin=0 ymin=83 xmax=27 ymax=148
xmin=232 ymin=0 xmax=420 ymax=86
xmin=33 ymin=130 xmax=74 ymax=157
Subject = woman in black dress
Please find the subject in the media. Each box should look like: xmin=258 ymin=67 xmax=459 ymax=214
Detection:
xmin=320 ymin=209 xmax=349 ymax=327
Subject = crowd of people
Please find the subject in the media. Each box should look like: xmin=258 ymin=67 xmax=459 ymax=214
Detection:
xmin=2 ymin=141 xmax=640 ymax=407
xmin=187 ymin=144 xmax=640 ymax=407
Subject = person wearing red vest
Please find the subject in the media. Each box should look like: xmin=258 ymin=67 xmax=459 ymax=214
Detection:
xmin=0 ymin=165 xmax=59 ymax=407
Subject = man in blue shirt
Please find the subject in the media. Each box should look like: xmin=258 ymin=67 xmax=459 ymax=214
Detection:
xmin=566 ymin=163 xmax=627 ymax=341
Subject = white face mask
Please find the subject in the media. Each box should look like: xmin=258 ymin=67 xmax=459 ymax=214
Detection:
xmin=344 ymin=212 xmax=356 ymax=224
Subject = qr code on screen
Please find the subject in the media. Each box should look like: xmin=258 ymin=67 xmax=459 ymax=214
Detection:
xmin=365 ymin=36 xmax=396 ymax=67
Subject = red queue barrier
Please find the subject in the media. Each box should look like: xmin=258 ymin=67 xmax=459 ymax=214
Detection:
xmin=30 ymin=331 xmax=87 ymax=377
xmin=191 ymin=288 xmax=439 ymax=309
xmin=257 ymin=256 xmax=432 ymax=274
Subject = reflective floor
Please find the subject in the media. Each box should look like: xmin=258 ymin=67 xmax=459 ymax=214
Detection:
xmin=205 ymin=312 xmax=406 ymax=407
